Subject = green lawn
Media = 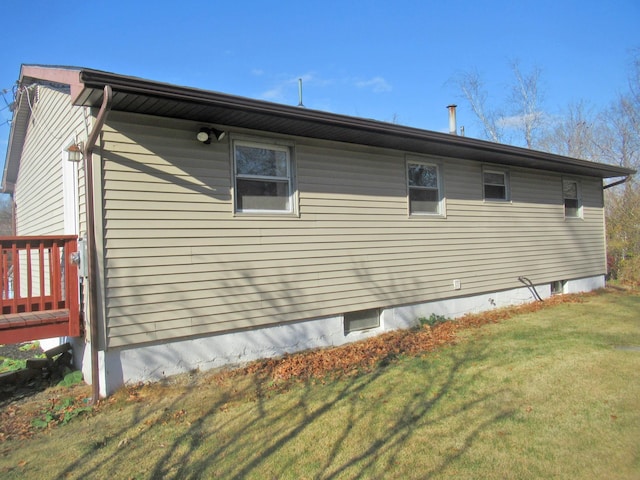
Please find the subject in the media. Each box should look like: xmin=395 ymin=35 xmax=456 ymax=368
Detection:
xmin=1 ymin=289 xmax=639 ymax=479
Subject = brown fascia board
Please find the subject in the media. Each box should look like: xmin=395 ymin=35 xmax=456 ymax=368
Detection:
xmin=2 ymin=105 xmax=24 ymax=193
xmin=2 ymin=66 xmax=84 ymax=193
xmin=5 ymin=66 xmax=635 ymax=183
xmin=19 ymin=65 xmax=84 ymax=102
xmin=2 ymin=80 xmax=33 ymax=194
xmin=75 ymin=68 xmax=635 ymax=179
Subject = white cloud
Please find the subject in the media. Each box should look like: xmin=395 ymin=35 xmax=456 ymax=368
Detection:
xmin=355 ymin=76 xmax=392 ymax=93
xmin=497 ymin=112 xmax=545 ymax=129
xmin=256 ymin=71 xmax=391 ymax=105
xmin=259 ymin=72 xmax=317 ymax=102
xmin=261 ymin=87 xmax=284 ymax=100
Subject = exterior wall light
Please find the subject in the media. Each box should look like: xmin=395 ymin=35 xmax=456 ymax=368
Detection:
xmin=66 ymin=142 xmax=84 ymax=162
xmin=197 ymin=127 xmax=226 ymax=144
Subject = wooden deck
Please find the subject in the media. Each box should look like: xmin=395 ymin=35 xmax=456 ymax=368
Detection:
xmin=0 ymin=309 xmax=72 ymax=344
xmin=0 ymin=236 xmax=81 ymax=345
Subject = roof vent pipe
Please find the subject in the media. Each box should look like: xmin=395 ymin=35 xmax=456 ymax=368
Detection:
xmin=297 ymin=78 xmax=305 ymax=108
xmin=447 ymin=104 xmax=457 ymax=135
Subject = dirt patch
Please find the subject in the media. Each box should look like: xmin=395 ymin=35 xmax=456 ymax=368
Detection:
xmin=614 ymin=345 xmax=640 ymax=351
xmin=0 ymin=342 xmax=44 ymax=362
xmin=0 ymin=342 xmax=76 ymax=411
xmin=0 ymin=342 xmax=50 ymax=409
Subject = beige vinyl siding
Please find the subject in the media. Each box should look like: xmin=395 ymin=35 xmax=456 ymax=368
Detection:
xmin=77 ymin=150 xmax=88 ymax=237
xmin=14 ymin=86 xmax=86 ymax=236
xmin=101 ymin=112 xmax=607 ymax=347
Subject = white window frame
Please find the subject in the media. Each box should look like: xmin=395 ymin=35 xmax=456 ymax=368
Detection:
xmin=62 ymin=136 xmax=80 ymax=235
xmin=562 ymin=178 xmax=582 ymax=219
xmin=482 ymin=168 xmax=510 ymax=201
xmin=344 ymin=308 xmax=381 ymax=334
xmin=233 ymin=139 xmax=296 ymax=215
xmin=550 ymin=280 xmax=567 ymax=295
xmin=407 ymin=159 xmax=444 ymax=216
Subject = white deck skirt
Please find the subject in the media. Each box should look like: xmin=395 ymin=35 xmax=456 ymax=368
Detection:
xmin=87 ymin=275 xmax=605 ymax=396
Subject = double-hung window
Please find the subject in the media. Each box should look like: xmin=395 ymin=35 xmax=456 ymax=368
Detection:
xmin=563 ymin=179 xmax=581 ymax=218
xmin=234 ymin=140 xmax=294 ymax=214
xmin=408 ymin=162 xmax=442 ymax=215
xmin=483 ymin=169 xmax=509 ymax=201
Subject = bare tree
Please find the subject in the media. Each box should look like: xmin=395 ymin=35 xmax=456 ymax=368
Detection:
xmin=628 ymin=47 xmax=640 ymax=134
xmin=538 ymin=101 xmax=596 ymax=159
xmin=601 ymin=50 xmax=640 ymax=283
xmin=453 ymin=68 xmax=504 ymax=143
xmin=596 ymin=88 xmax=639 ymax=282
xmin=606 ymin=183 xmax=639 ymax=282
xmin=453 ymin=61 xmax=545 ymax=148
xmin=507 ymin=61 xmax=545 ymax=148
xmin=0 ymin=195 xmax=13 ymax=236
xmin=596 ymin=95 xmax=640 ymax=173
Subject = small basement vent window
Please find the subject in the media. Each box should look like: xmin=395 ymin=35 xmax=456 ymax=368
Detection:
xmin=344 ymin=308 xmax=380 ymax=334
xmin=551 ymin=280 xmax=567 ymax=295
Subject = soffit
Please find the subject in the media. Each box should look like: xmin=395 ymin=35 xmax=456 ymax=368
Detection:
xmin=4 ymin=65 xmax=635 ymax=193
xmin=75 ymin=68 xmax=634 ymax=179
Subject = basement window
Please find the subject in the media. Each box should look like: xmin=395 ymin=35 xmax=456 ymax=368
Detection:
xmin=551 ymin=280 xmax=566 ymax=295
xmin=344 ymin=308 xmax=380 ymax=334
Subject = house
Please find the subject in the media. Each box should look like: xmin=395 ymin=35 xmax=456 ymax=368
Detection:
xmin=2 ymin=65 xmax=634 ymax=397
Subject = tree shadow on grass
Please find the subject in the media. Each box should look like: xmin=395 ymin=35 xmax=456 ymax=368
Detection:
xmin=46 ymin=328 xmax=516 ymax=480
xmin=312 ymin=343 xmax=513 ymax=480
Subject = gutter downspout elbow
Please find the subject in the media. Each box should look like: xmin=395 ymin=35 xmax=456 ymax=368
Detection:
xmin=83 ymin=85 xmax=113 ymax=404
xmin=603 ymin=176 xmax=630 ymax=190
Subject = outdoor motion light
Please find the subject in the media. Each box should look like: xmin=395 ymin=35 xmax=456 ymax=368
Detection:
xmin=66 ymin=142 xmax=84 ymax=162
xmin=197 ymin=127 xmax=226 ymax=144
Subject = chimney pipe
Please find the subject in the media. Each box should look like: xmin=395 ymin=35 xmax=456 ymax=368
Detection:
xmin=447 ymin=104 xmax=457 ymax=135
xmin=297 ymin=78 xmax=305 ymax=107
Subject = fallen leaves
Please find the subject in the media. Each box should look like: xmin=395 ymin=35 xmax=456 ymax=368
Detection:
xmin=238 ymin=292 xmax=589 ymax=384
xmin=0 ymin=384 xmax=91 ymax=443
xmin=239 ymin=321 xmax=456 ymax=383
xmin=0 ymin=291 xmax=590 ymax=442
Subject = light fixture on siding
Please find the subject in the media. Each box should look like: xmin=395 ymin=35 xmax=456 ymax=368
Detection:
xmin=66 ymin=142 xmax=84 ymax=162
xmin=197 ymin=127 xmax=226 ymax=144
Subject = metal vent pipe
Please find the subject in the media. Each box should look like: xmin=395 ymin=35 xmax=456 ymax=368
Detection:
xmin=447 ymin=104 xmax=457 ymax=135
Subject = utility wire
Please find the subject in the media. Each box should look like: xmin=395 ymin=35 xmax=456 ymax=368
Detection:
xmin=18 ymin=83 xmax=66 ymax=140
xmin=0 ymin=85 xmax=17 ymax=126
xmin=1 ymin=86 xmax=15 ymax=110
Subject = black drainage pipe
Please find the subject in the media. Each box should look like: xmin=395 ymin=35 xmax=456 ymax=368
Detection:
xmin=518 ymin=276 xmax=543 ymax=302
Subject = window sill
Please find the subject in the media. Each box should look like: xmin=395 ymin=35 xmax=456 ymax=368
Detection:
xmin=234 ymin=211 xmax=300 ymax=218
xmin=408 ymin=213 xmax=447 ymax=219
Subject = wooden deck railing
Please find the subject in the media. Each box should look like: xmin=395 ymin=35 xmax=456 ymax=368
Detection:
xmin=0 ymin=235 xmax=81 ymax=344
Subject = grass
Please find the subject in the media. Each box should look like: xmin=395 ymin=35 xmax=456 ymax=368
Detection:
xmin=0 ymin=341 xmax=43 ymax=373
xmin=1 ymin=288 xmax=639 ymax=479
xmin=0 ymin=358 xmax=27 ymax=374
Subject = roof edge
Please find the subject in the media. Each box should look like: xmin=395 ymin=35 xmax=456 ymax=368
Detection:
xmin=20 ymin=65 xmax=84 ymax=102
xmin=4 ymin=65 xmax=636 ymax=185
xmin=75 ymin=68 xmax=635 ymax=179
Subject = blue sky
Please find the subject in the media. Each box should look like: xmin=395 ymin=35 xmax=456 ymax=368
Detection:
xmin=1 ymin=0 xmax=639 ymax=171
